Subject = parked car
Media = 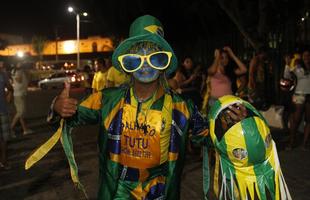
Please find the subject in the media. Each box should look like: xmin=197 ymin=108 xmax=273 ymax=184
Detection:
xmin=38 ymin=71 xmax=85 ymax=89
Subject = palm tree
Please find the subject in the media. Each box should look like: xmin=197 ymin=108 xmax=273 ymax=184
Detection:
xmin=32 ymin=36 xmax=47 ymax=67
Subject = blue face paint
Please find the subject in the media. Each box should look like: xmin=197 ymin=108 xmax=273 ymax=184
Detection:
xmin=132 ymin=47 xmax=160 ymax=83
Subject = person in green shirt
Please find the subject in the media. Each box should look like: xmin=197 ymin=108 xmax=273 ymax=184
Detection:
xmin=25 ymin=15 xmax=291 ymax=200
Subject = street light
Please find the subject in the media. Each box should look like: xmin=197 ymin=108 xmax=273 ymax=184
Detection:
xmin=67 ymin=6 xmax=88 ymax=69
xmin=68 ymin=6 xmax=74 ymax=13
xmin=17 ymin=51 xmax=24 ymax=58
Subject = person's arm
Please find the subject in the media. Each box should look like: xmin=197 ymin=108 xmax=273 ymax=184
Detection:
xmin=248 ymin=57 xmax=257 ymax=90
xmin=208 ymin=49 xmax=221 ymax=75
xmin=168 ymin=78 xmax=179 ymax=90
xmin=28 ymin=82 xmax=101 ymax=192
xmin=223 ymin=46 xmax=247 ymax=75
xmin=50 ymin=82 xmax=101 ymax=126
xmin=177 ymin=72 xmax=197 ymax=88
xmin=174 ymin=70 xmax=184 ymax=85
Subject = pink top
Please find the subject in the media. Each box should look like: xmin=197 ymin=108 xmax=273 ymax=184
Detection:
xmin=210 ymin=72 xmax=232 ymax=98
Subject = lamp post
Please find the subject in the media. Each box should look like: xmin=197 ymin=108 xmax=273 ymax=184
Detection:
xmin=68 ymin=6 xmax=88 ymax=69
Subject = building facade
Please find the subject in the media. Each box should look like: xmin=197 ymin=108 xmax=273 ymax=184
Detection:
xmin=0 ymin=36 xmax=114 ymax=57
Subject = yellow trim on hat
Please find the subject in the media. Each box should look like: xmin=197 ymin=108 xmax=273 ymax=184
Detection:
xmin=144 ymin=25 xmax=163 ymax=35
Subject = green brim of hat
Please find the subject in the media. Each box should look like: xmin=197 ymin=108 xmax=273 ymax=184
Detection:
xmin=112 ymin=33 xmax=178 ymax=76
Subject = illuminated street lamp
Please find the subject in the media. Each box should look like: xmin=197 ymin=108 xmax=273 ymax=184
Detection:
xmin=68 ymin=6 xmax=74 ymax=13
xmin=17 ymin=51 xmax=24 ymax=58
xmin=67 ymin=6 xmax=88 ymax=69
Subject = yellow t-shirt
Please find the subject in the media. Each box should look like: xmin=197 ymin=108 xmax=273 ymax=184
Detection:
xmin=107 ymin=66 xmax=129 ymax=87
xmin=92 ymin=71 xmax=108 ymax=91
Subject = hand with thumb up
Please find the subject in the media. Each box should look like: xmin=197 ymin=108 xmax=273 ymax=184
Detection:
xmin=53 ymin=82 xmax=78 ymax=118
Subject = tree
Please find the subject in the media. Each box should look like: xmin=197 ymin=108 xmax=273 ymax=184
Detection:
xmin=32 ymin=36 xmax=47 ymax=67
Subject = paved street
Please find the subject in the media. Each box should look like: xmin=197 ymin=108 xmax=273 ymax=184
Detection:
xmin=0 ymin=88 xmax=309 ymax=200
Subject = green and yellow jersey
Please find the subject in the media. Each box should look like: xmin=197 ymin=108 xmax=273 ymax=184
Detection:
xmin=26 ymin=84 xmax=209 ymax=200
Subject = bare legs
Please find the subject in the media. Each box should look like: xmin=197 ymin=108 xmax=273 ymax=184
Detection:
xmin=11 ymin=114 xmax=28 ymax=134
xmin=288 ymin=101 xmax=310 ymax=149
xmin=303 ymin=101 xmax=310 ymax=149
xmin=10 ymin=95 xmax=31 ymax=136
xmin=288 ymin=104 xmax=303 ymax=149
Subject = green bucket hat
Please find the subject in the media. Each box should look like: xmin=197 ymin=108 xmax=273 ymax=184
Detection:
xmin=112 ymin=15 xmax=178 ymax=76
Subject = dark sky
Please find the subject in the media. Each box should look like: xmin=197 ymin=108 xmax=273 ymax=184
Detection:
xmin=0 ymin=0 xmax=229 ymax=42
xmin=0 ymin=0 xmax=99 ymax=40
xmin=0 ymin=0 xmax=306 ymax=57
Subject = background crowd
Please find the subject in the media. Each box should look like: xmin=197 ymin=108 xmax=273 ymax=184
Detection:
xmin=1 ymin=44 xmax=309 ymax=171
xmin=87 ymin=44 xmax=310 ymax=152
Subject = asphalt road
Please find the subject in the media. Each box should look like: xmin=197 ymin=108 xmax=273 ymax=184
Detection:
xmin=0 ymin=88 xmax=309 ymax=200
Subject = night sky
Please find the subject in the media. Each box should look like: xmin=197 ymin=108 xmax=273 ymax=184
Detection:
xmin=0 ymin=0 xmax=230 ymax=41
xmin=0 ymin=0 xmax=307 ymax=60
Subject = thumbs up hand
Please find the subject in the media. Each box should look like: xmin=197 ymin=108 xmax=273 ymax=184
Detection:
xmin=53 ymin=82 xmax=78 ymax=118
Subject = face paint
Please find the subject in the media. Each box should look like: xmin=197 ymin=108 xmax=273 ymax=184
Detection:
xmin=132 ymin=63 xmax=160 ymax=83
xmin=132 ymin=47 xmax=160 ymax=83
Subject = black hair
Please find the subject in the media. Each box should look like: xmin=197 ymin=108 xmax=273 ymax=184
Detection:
xmin=300 ymin=46 xmax=310 ymax=75
xmin=95 ymin=57 xmax=106 ymax=65
xmin=219 ymin=50 xmax=238 ymax=93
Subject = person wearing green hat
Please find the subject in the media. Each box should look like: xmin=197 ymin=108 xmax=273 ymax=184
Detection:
xmin=26 ymin=15 xmax=210 ymax=200
xmin=24 ymin=15 xmax=290 ymax=200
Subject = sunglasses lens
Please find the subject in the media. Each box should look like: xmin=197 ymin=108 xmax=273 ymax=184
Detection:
xmin=150 ymin=52 xmax=170 ymax=69
xmin=122 ymin=55 xmax=141 ymax=71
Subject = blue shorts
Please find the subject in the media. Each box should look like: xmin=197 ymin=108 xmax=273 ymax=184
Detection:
xmin=0 ymin=114 xmax=10 ymax=142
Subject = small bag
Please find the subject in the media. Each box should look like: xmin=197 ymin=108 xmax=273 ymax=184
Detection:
xmin=260 ymin=105 xmax=285 ymax=129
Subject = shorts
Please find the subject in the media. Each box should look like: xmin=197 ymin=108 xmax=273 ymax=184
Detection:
xmin=292 ymin=94 xmax=310 ymax=105
xmin=0 ymin=114 xmax=10 ymax=142
xmin=14 ymin=95 xmax=26 ymax=117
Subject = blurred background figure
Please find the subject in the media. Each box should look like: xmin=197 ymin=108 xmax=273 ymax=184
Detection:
xmin=204 ymin=47 xmax=247 ymax=112
xmin=284 ymin=48 xmax=310 ymax=150
xmin=166 ymin=71 xmax=179 ymax=91
xmin=92 ymin=57 xmax=109 ymax=93
xmin=279 ymin=53 xmax=298 ymax=130
xmin=174 ymin=57 xmax=203 ymax=109
xmin=10 ymin=62 xmax=32 ymax=136
xmin=0 ymin=60 xmax=13 ymax=170
xmin=106 ymin=57 xmax=130 ymax=87
xmin=80 ymin=65 xmax=93 ymax=95
xmin=235 ymin=74 xmax=248 ymax=100
xmin=248 ymin=47 xmax=274 ymax=110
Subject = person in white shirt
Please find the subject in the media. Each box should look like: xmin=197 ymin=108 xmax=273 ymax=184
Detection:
xmin=284 ymin=48 xmax=310 ymax=150
xmin=10 ymin=63 xmax=32 ymax=136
